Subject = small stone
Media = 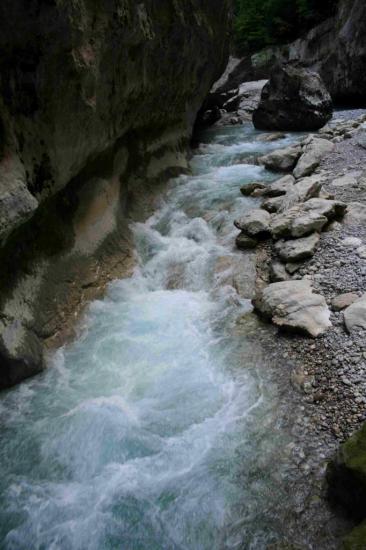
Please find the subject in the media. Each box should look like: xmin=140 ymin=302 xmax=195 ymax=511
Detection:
xmin=331 ymin=293 xmax=359 ymax=312
xmin=341 ymin=237 xmax=362 ymax=248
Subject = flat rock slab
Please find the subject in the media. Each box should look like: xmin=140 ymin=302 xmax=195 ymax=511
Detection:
xmin=275 ymin=233 xmax=320 ymax=262
xmin=234 ymin=208 xmax=271 ymax=237
xmin=254 ymin=279 xmax=332 ymax=337
xmin=293 ymin=138 xmax=334 ymax=179
xmin=344 ymin=294 xmax=366 ymax=332
xmin=258 ymin=145 xmax=302 ymax=173
xmin=270 ymin=198 xmax=347 ymax=239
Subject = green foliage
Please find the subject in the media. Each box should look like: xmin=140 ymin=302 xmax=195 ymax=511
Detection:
xmin=234 ymin=0 xmax=337 ymax=54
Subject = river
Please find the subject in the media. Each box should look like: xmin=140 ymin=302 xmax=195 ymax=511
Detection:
xmin=0 ymin=122 xmax=343 ymax=549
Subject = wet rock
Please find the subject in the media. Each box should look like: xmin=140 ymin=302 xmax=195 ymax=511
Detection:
xmin=234 ymin=209 xmax=271 ymax=238
xmin=236 ymin=232 xmax=258 ymax=250
xmin=0 ymin=319 xmax=44 ymax=390
xmin=256 ymin=132 xmax=286 ymax=142
xmin=0 ymin=154 xmax=39 ymax=244
xmin=253 ymin=65 xmax=333 ymax=132
xmin=253 ymin=280 xmax=331 ymax=338
xmin=240 ymin=182 xmax=266 ymax=196
xmin=294 ymin=138 xmax=335 ymax=179
xmin=275 ymin=233 xmax=320 ymax=262
xmin=344 ymin=294 xmax=366 ymax=332
xmin=331 ymin=293 xmax=359 ymax=312
xmin=264 ymin=175 xmax=295 ymax=197
xmin=258 ymin=144 xmax=303 ymax=173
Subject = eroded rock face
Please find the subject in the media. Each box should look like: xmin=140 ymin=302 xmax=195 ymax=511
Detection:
xmin=219 ymin=0 xmax=366 ymax=105
xmin=253 ymin=65 xmax=333 ymax=131
xmin=254 ymin=280 xmax=331 ymax=337
xmin=0 ymin=0 xmax=231 ymax=388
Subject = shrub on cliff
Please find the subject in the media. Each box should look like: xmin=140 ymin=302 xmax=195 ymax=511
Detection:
xmin=234 ymin=0 xmax=337 ymax=54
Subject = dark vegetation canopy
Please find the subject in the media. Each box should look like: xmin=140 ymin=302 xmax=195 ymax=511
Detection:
xmin=234 ymin=0 xmax=337 ymax=54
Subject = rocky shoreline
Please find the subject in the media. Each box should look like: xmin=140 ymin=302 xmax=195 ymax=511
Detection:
xmin=233 ymin=110 xmax=366 ymax=545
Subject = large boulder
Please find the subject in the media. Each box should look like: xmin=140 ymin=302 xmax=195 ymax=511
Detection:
xmin=254 ymin=280 xmax=331 ymax=337
xmin=253 ymin=64 xmax=333 ymax=131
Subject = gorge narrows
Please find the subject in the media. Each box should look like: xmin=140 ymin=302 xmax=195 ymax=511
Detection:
xmin=0 ymin=124 xmax=346 ymax=549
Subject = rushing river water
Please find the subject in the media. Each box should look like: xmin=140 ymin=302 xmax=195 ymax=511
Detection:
xmin=0 ymin=124 xmax=336 ymax=549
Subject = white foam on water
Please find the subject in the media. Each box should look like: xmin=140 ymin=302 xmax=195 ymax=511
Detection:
xmin=0 ymin=124 xmax=300 ymax=550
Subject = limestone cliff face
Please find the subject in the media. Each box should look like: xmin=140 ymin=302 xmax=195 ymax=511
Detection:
xmin=0 ymin=0 xmax=231 ymax=388
xmin=221 ymin=0 xmax=366 ymax=104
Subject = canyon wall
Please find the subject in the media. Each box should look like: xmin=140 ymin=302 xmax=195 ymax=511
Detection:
xmin=219 ymin=0 xmax=366 ymax=104
xmin=0 ymin=0 xmax=231 ymax=388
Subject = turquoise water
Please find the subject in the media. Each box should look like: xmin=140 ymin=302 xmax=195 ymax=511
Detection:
xmin=0 ymin=125 xmax=303 ymax=549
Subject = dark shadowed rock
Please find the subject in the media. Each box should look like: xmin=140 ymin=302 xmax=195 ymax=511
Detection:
xmin=253 ymin=65 xmax=333 ymax=132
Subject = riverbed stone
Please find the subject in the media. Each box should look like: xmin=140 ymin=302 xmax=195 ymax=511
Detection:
xmin=344 ymin=294 xmax=366 ymax=332
xmin=293 ymin=138 xmax=335 ymax=179
xmin=331 ymin=293 xmax=359 ymax=312
xmin=270 ymin=198 xmax=347 ymax=239
xmin=234 ymin=208 xmax=271 ymax=237
xmin=240 ymin=182 xmax=267 ymax=196
xmin=256 ymin=132 xmax=286 ymax=142
xmin=258 ymin=144 xmax=303 ymax=173
xmin=278 ymin=175 xmax=323 ymax=212
xmin=253 ymin=280 xmax=332 ymax=337
xmin=275 ymin=233 xmax=320 ymax=262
